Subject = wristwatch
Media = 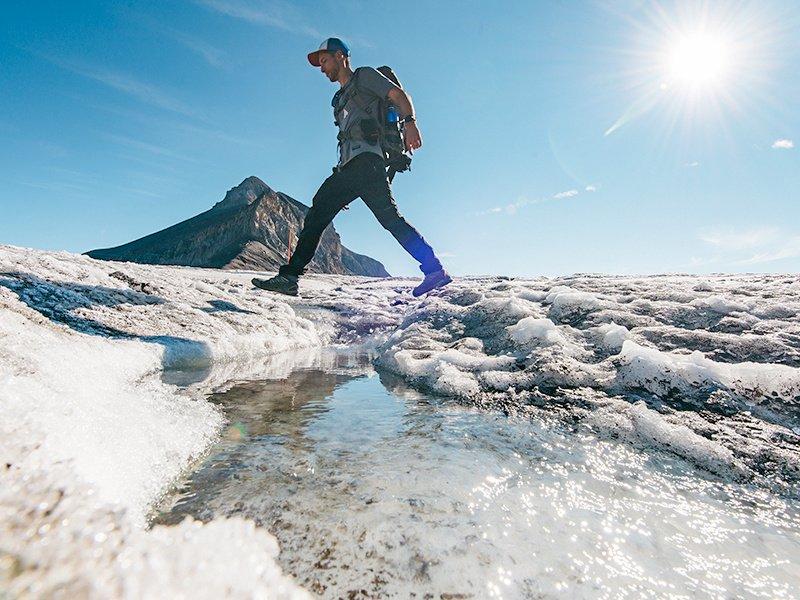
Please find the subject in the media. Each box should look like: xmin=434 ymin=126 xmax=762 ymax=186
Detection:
xmin=401 ymin=114 xmax=416 ymax=124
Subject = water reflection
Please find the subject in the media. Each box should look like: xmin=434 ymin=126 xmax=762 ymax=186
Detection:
xmin=155 ymin=349 xmax=800 ymax=599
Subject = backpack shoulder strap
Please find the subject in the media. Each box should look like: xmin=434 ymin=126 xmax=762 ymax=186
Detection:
xmin=343 ymin=67 xmax=374 ymax=114
xmin=376 ymin=65 xmax=402 ymax=88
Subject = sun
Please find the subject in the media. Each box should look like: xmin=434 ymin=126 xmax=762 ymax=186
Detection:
xmin=603 ymin=1 xmax=781 ymax=137
xmin=666 ymin=32 xmax=732 ymax=88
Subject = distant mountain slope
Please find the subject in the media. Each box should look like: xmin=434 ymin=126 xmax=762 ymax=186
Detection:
xmin=85 ymin=176 xmax=389 ymax=277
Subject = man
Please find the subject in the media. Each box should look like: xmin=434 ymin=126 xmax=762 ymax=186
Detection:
xmin=252 ymin=37 xmax=450 ymax=297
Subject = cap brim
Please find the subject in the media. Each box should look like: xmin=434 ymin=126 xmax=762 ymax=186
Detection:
xmin=307 ymin=50 xmax=321 ymax=67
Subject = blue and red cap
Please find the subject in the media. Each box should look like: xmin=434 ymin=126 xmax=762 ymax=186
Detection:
xmin=307 ymin=37 xmax=350 ymax=67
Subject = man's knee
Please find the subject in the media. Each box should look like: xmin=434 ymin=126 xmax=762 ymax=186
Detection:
xmin=384 ymin=217 xmax=420 ymax=250
xmin=371 ymin=204 xmax=404 ymax=230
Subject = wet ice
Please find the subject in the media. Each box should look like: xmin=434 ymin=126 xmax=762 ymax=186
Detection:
xmin=157 ymin=350 xmax=800 ymax=599
xmin=2 ymin=245 xmax=800 ymax=597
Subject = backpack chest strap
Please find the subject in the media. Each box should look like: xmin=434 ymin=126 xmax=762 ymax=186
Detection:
xmin=333 ymin=69 xmax=377 ymax=131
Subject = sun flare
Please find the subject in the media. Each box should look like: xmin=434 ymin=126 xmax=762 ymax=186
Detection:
xmin=667 ymin=32 xmax=731 ymax=87
xmin=603 ymin=1 xmax=779 ymax=137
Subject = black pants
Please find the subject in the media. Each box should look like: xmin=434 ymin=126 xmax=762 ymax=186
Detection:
xmin=280 ymin=153 xmax=442 ymax=277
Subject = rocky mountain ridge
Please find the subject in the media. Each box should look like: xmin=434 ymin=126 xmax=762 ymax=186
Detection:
xmin=86 ymin=177 xmax=389 ymax=277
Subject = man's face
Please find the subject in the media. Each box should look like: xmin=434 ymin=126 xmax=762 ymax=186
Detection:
xmin=318 ymin=51 xmax=340 ymax=82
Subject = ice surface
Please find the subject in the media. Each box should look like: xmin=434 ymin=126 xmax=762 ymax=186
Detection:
xmin=378 ymin=277 xmax=800 ymax=493
xmin=614 ymin=339 xmax=800 ymax=405
xmin=0 ymin=244 xmax=411 ymax=597
xmin=2 ymin=245 xmax=800 ymax=596
xmin=0 ymin=246 xmax=338 ymax=597
xmin=593 ymin=322 xmax=630 ymax=351
xmin=157 ymin=353 xmax=800 ymax=599
xmin=1 ymin=452 xmax=308 ymax=599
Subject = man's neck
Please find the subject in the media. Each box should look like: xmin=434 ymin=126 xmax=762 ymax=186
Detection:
xmin=338 ymin=65 xmax=354 ymax=87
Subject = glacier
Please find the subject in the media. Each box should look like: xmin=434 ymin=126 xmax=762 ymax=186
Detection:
xmin=1 ymin=244 xmax=798 ymax=597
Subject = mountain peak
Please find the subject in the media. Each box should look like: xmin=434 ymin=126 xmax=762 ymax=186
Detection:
xmin=85 ymin=176 xmax=390 ymax=277
xmin=212 ymin=176 xmax=273 ymax=211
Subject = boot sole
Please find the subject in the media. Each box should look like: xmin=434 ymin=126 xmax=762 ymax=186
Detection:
xmin=412 ymin=275 xmax=452 ymax=297
xmin=251 ymin=278 xmax=299 ymax=296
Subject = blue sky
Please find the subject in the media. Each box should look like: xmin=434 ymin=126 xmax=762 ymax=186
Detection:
xmin=2 ymin=0 xmax=799 ymax=276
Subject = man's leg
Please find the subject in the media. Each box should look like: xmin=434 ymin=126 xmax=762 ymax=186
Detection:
xmin=279 ymin=169 xmax=358 ymax=277
xmin=358 ymin=156 xmax=443 ymax=275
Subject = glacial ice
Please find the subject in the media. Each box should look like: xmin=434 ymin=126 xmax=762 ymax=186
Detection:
xmin=1 ymin=245 xmax=799 ymax=597
xmin=377 ymin=276 xmax=800 ymax=492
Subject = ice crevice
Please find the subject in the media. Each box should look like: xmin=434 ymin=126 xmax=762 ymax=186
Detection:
xmin=2 ymin=245 xmax=800 ymax=596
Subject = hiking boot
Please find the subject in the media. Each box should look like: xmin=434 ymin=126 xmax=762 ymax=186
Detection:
xmin=412 ymin=269 xmax=452 ymax=297
xmin=252 ymin=274 xmax=299 ymax=296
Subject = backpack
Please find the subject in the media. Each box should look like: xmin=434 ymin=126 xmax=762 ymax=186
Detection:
xmin=335 ymin=66 xmax=412 ymax=180
xmin=375 ymin=66 xmax=412 ymax=179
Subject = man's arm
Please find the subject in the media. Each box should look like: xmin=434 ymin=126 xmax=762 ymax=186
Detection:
xmin=387 ymin=87 xmax=422 ymax=152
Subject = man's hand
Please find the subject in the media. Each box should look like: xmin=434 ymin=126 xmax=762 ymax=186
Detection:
xmin=404 ymin=121 xmax=422 ymax=153
xmin=386 ymin=87 xmax=422 ymax=152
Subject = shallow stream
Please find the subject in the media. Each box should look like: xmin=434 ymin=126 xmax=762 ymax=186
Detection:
xmin=155 ymin=348 xmax=800 ymax=599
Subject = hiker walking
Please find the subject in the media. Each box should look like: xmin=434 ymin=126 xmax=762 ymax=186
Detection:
xmin=253 ymin=37 xmax=450 ymax=297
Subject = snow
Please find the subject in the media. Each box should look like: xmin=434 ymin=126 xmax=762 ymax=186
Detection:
xmin=613 ymin=339 xmax=800 ymax=403
xmin=690 ymin=293 xmax=750 ymax=314
xmin=593 ymin=322 xmax=630 ymax=351
xmin=507 ymin=316 xmax=565 ymax=345
xmin=0 ymin=245 xmax=344 ymax=597
xmin=0 ymin=247 xmax=328 ymax=522
xmin=2 ymin=245 xmax=799 ymax=596
xmin=1 ymin=461 xmax=307 ymax=598
xmin=585 ymin=399 xmax=749 ymax=479
xmin=377 ymin=277 xmax=800 ymax=492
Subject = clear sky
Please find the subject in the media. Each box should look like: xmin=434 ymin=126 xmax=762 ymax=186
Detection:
xmin=2 ymin=0 xmax=799 ymax=276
